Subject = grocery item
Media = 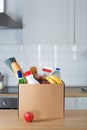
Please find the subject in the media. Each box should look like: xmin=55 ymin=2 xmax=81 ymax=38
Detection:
xmin=24 ymin=111 xmax=34 ymax=122
xmin=34 ymin=75 xmax=43 ymax=83
xmin=24 ymin=70 xmax=40 ymax=84
xmin=17 ymin=71 xmax=26 ymax=84
xmin=11 ymin=61 xmax=24 ymax=76
xmin=52 ymin=68 xmax=61 ymax=78
xmin=45 ymin=76 xmax=57 ymax=84
xmin=4 ymin=57 xmax=16 ymax=71
xmin=30 ymin=66 xmax=38 ymax=76
xmin=42 ymin=66 xmax=52 ymax=76
xmin=49 ymin=75 xmax=63 ymax=84
xmin=41 ymin=79 xmax=50 ymax=84
xmin=45 ymin=75 xmax=63 ymax=85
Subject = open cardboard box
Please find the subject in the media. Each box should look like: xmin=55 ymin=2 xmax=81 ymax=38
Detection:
xmin=18 ymin=84 xmax=65 ymax=120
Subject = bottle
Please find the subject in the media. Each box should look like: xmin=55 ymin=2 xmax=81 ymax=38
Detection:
xmin=52 ymin=68 xmax=61 ymax=78
xmin=17 ymin=71 xmax=26 ymax=84
xmin=24 ymin=70 xmax=40 ymax=84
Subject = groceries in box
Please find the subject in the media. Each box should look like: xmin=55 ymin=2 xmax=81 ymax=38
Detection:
xmin=5 ymin=57 xmax=65 ymax=120
xmin=5 ymin=57 xmax=64 ymax=86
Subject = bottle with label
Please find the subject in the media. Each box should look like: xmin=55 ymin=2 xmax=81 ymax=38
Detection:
xmin=17 ymin=71 xmax=26 ymax=84
xmin=52 ymin=68 xmax=61 ymax=78
xmin=24 ymin=70 xmax=40 ymax=84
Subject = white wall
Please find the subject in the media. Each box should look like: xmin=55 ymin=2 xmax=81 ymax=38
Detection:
xmin=0 ymin=0 xmax=87 ymax=87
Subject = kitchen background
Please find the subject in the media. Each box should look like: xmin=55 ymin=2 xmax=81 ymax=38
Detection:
xmin=0 ymin=0 xmax=87 ymax=87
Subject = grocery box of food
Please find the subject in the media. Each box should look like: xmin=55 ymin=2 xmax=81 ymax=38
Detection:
xmin=18 ymin=83 xmax=65 ymax=120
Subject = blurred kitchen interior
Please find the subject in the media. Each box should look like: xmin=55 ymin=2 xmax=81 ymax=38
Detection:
xmin=0 ymin=0 xmax=87 ymax=87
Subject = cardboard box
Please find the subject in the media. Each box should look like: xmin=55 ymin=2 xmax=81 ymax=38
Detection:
xmin=18 ymin=84 xmax=65 ymax=120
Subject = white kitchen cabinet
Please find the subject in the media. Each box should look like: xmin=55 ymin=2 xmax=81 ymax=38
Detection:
xmin=76 ymin=97 xmax=87 ymax=110
xmin=65 ymin=97 xmax=87 ymax=110
xmin=23 ymin=0 xmax=73 ymax=45
xmin=23 ymin=0 xmax=87 ymax=45
xmin=65 ymin=97 xmax=76 ymax=110
xmin=75 ymin=0 xmax=87 ymax=44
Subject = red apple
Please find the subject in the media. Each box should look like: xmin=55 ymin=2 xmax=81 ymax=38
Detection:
xmin=24 ymin=111 xmax=34 ymax=122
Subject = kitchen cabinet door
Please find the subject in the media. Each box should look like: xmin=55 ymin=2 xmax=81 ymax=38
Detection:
xmin=75 ymin=0 xmax=87 ymax=44
xmin=23 ymin=0 xmax=73 ymax=45
xmin=65 ymin=97 xmax=76 ymax=110
xmin=76 ymin=97 xmax=87 ymax=110
xmin=65 ymin=97 xmax=87 ymax=110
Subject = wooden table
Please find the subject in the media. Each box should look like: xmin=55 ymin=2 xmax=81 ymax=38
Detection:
xmin=0 ymin=110 xmax=87 ymax=130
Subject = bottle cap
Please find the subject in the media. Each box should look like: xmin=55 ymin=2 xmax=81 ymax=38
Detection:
xmin=17 ymin=71 xmax=22 ymax=78
xmin=24 ymin=70 xmax=32 ymax=77
xmin=56 ymin=68 xmax=60 ymax=71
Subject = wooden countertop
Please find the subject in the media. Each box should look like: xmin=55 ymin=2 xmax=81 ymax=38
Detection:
xmin=0 ymin=87 xmax=87 ymax=97
xmin=65 ymin=87 xmax=87 ymax=97
xmin=0 ymin=110 xmax=87 ymax=130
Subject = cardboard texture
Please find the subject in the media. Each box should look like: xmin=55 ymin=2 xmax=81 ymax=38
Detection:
xmin=18 ymin=84 xmax=64 ymax=120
